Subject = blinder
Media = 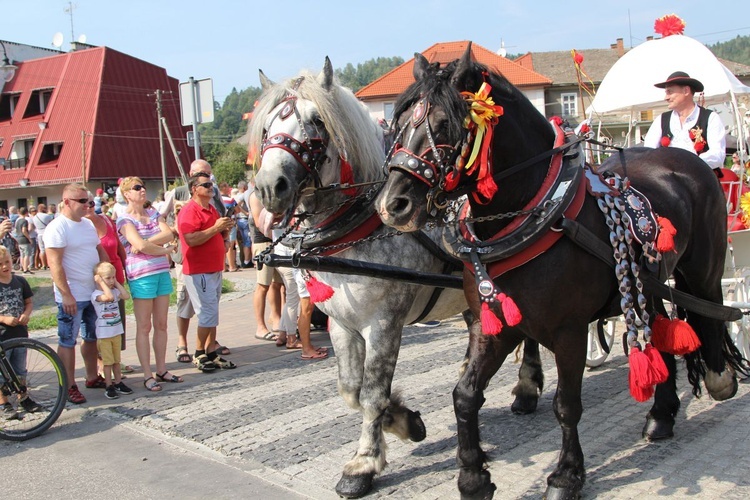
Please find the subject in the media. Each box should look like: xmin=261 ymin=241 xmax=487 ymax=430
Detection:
xmin=261 ymin=92 xmax=329 ymax=187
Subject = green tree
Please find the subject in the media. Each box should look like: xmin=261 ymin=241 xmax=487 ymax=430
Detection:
xmin=335 ymin=56 xmax=404 ymax=91
xmin=709 ymin=35 xmax=750 ymax=66
xmin=212 ymin=142 xmax=249 ymax=186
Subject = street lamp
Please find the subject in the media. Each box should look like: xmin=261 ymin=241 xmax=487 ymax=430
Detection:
xmin=0 ymin=40 xmax=18 ymax=83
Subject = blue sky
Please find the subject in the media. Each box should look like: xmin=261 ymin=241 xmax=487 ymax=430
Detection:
xmin=2 ymin=0 xmax=748 ymax=102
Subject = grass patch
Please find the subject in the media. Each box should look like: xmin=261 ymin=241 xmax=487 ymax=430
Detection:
xmin=26 ymin=276 xmax=235 ymax=331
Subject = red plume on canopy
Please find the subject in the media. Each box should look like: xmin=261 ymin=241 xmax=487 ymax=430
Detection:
xmin=654 ymin=14 xmax=686 ymax=37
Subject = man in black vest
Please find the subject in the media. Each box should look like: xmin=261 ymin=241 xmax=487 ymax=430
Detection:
xmin=643 ymin=71 xmax=726 ymax=172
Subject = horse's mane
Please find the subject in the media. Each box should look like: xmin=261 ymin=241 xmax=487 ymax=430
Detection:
xmin=393 ymin=60 xmax=548 ymax=142
xmin=247 ymin=70 xmax=385 ymax=180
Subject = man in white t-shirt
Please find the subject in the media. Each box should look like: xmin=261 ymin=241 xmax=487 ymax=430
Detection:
xmin=44 ymin=183 xmax=110 ymax=404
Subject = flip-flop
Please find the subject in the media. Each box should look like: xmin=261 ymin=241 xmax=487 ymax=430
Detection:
xmin=255 ymin=331 xmax=277 ymax=341
xmin=301 ymin=351 xmax=328 ymax=360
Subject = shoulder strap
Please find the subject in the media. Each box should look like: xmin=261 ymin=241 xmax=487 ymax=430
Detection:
xmin=696 ymin=106 xmax=712 ymax=153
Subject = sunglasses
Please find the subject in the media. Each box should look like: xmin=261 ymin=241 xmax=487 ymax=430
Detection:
xmin=130 ymin=184 xmax=146 ymax=191
xmin=196 ymin=182 xmax=213 ymax=189
xmin=66 ymin=198 xmax=95 ymax=207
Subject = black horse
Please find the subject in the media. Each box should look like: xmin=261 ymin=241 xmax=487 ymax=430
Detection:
xmin=376 ymin=44 xmax=746 ymax=499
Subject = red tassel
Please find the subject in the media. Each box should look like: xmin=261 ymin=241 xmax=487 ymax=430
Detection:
xmin=644 ymin=343 xmax=669 ymax=385
xmin=650 ymin=314 xmax=672 ymax=352
xmin=339 ymin=157 xmax=356 ymax=196
xmin=480 ymin=302 xmax=503 ymax=335
xmin=656 ymin=216 xmax=677 ymax=253
xmin=666 ymin=318 xmax=702 ymax=355
xmin=476 ymin=174 xmax=498 ymax=201
xmin=306 ymin=275 xmax=334 ymax=304
xmin=629 ymin=370 xmax=655 ymax=402
xmin=498 ymin=293 xmax=522 ymax=326
xmin=629 ymin=346 xmax=655 ymax=402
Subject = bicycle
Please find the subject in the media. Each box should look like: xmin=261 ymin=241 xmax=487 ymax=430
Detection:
xmin=0 ymin=337 xmax=67 ymax=441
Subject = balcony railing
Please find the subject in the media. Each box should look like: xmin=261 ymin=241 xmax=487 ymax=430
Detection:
xmin=3 ymin=157 xmax=27 ymax=170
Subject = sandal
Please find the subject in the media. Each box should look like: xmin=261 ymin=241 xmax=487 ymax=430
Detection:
xmin=301 ymin=350 xmax=328 ymax=360
xmin=286 ymin=336 xmax=303 ymax=350
xmin=156 ymin=371 xmax=184 ymax=383
xmin=121 ymin=363 xmax=135 ymax=374
xmin=143 ymin=377 xmax=162 ymax=392
xmin=275 ymin=332 xmax=287 ymax=347
xmin=212 ymin=356 xmax=237 ymax=369
xmin=213 ymin=341 xmax=231 ymax=356
xmin=254 ymin=331 xmax=278 ymax=341
xmin=193 ymin=354 xmax=216 ymax=373
xmin=176 ymin=346 xmax=191 ymax=363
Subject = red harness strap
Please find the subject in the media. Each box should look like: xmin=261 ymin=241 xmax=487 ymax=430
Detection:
xmin=315 ymin=213 xmax=383 ymax=257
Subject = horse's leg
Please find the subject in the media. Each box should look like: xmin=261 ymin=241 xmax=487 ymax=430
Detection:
xmin=545 ymin=339 xmax=586 ymax=500
xmin=330 ymin=322 xmax=366 ymax=411
xmin=644 ymin=351 xmax=679 ymax=440
xmin=455 ymin=320 xmax=523 ymax=500
xmin=335 ymin=322 xmax=402 ymax=499
xmin=511 ymin=338 xmax=543 ymax=414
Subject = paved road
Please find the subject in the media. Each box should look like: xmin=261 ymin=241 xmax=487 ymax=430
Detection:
xmin=3 ymin=270 xmax=750 ymax=499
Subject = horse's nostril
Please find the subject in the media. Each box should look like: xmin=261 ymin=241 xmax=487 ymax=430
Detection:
xmin=275 ymin=178 xmax=289 ymax=197
xmin=387 ymin=196 xmax=411 ymax=217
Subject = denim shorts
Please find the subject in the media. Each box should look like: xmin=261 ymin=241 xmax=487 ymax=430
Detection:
xmin=57 ymin=301 xmax=97 ymax=348
xmin=236 ymin=218 xmax=251 ymax=247
xmin=0 ymin=345 xmax=27 ymax=383
xmin=129 ymin=272 xmax=173 ymax=299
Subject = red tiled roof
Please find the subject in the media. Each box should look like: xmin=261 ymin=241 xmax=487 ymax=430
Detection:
xmin=0 ymin=47 xmax=193 ymax=189
xmin=356 ymin=41 xmax=551 ymax=100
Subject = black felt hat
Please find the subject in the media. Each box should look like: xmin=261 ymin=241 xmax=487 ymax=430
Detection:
xmin=654 ymin=71 xmax=704 ymax=93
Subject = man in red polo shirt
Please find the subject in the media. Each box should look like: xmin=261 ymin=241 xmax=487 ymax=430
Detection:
xmin=177 ymin=172 xmax=236 ymax=372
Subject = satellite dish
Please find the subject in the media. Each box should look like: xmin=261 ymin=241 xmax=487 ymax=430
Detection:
xmin=498 ymin=48 xmax=507 ymax=57
xmin=52 ymin=32 xmax=64 ymax=48
xmin=77 ymin=34 xmax=87 ymax=44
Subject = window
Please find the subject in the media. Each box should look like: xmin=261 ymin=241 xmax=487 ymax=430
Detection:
xmin=561 ymin=93 xmax=578 ymax=118
xmin=383 ymin=102 xmax=394 ymax=122
xmin=639 ymin=110 xmax=653 ymax=121
xmin=0 ymin=200 xmax=7 ymax=212
xmin=6 ymin=138 xmax=34 ymax=169
xmin=17 ymin=198 xmax=27 ymax=210
xmin=23 ymin=88 xmax=54 ymax=118
xmin=0 ymin=93 xmax=21 ymax=121
xmin=38 ymin=142 xmax=63 ymax=164
xmin=37 ymin=196 xmax=47 ymax=207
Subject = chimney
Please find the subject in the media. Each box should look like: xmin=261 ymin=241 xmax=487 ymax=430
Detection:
xmin=615 ymin=38 xmax=624 ymax=56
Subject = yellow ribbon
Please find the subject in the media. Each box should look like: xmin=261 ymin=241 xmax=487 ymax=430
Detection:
xmin=461 ymin=82 xmax=504 ymax=171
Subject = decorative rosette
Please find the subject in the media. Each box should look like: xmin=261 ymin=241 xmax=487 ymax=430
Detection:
xmin=740 ymin=192 xmax=750 ymax=227
xmin=660 ymin=136 xmax=671 ymax=147
xmin=689 ymin=126 xmax=707 ymax=153
xmin=654 ymin=14 xmax=686 ymax=37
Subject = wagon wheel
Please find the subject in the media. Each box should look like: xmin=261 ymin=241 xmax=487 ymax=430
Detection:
xmin=586 ymin=317 xmax=618 ymax=368
xmin=726 ymin=272 xmax=750 ymax=363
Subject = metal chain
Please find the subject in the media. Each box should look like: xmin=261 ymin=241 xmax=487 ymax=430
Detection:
xmin=301 ymin=228 xmax=404 ymax=256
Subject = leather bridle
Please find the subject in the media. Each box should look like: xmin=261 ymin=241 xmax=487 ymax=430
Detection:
xmin=261 ymin=78 xmax=329 ymax=188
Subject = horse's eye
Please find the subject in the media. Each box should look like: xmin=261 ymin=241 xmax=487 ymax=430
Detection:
xmin=312 ymin=116 xmax=325 ymax=128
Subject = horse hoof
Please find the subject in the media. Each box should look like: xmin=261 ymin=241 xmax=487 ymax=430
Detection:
xmin=335 ymin=473 xmax=374 ymax=499
xmin=460 ymin=482 xmax=496 ymax=500
xmin=544 ymin=484 xmax=581 ymax=500
xmin=407 ymin=410 xmax=427 ymax=442
xmin=642 ymin=413 xmax=674 ymax=441
xmin=511 ymin=394 xmax=538 ymax=415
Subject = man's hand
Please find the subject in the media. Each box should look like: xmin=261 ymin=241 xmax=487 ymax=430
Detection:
xmin=2 ymin=315 xmax=19 ymax=326
xmin=214 ymin=217 xmax=234 ymax=232
xmin=18 ymin=314 xmax=29 ymax=326
xmin=0 ymin=219 xmax=12 ymax=237
xmin=61 ymin=293 xmax=77 ymax=316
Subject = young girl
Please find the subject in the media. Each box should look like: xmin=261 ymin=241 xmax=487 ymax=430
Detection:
xmin=92 ymin=262 xmax=133 ymax=399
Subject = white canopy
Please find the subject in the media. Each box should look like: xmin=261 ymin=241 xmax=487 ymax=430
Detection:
xmin=588 ymin=34 xmax=750 ymax=115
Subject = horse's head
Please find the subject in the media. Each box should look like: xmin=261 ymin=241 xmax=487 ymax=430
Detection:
xmin=377 ymin=43 xmax=552 ymax=234
xmin=248 ymin=59 xmax=385 ymax=224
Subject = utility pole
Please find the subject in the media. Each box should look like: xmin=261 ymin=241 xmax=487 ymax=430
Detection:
xmin=155 ymin=89 xmax=168 ymax=194
xmin=188 ymin=76 xmax=201 ymax=160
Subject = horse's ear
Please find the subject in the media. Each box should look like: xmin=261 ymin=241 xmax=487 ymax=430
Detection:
xmin=259 ymin=70 xmax=274 ymax=91
xmin=413 ymin=52 xmax=431 ymax=81
xmin=450 ymin=42 xmax=475 ymax=88
xmin=318 ymin=57 xmax=334 ymax=91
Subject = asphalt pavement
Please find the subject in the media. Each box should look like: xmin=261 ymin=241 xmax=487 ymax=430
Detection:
xmin=3 ymin=268 xmax=750 ymax=499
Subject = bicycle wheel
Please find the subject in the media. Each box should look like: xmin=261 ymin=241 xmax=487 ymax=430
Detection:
xmin=0 ymin=338 xmax=67 ymax=441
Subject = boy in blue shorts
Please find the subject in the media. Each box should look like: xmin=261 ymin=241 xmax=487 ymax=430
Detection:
xmin=0 ymin=245 xmax=43 ymax=419
xmin=92 ymin=262 xmax=133 ymax=399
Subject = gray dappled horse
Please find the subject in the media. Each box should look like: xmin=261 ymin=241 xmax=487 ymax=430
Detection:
xmin=247 ymin=60 xmax=544 ymax=498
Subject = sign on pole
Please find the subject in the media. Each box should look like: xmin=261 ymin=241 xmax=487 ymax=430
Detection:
xmin=179 ymin=78 xmax=215 ymax=126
